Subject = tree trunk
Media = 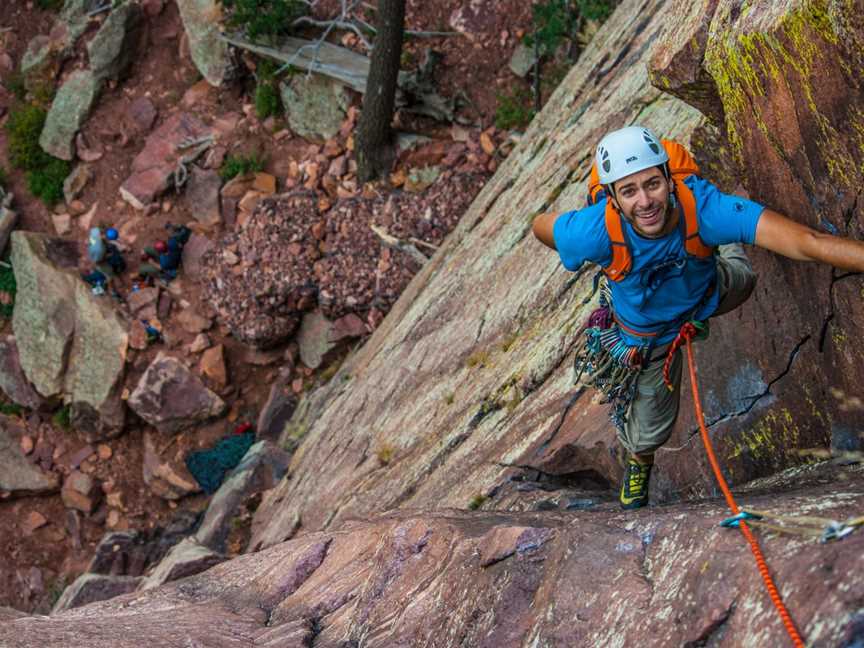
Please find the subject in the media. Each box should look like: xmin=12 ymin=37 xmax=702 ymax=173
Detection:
xmin=356 ymin=0 xmax=406 ymax=183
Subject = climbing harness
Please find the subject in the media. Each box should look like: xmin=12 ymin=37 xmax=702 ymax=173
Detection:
xmin=665 ymin=323 xmax=806 ymax=648
xmin=572 ymin=281 xmax=650 ymax=431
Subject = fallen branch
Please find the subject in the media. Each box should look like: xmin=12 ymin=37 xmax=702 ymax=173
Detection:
xmin=292 ymin=16 xmax=372 ymax=50
xmin=370 ymin=224 xmax=429 ymax=266
xmin=409 ymin=237 xmax=439 ymax=252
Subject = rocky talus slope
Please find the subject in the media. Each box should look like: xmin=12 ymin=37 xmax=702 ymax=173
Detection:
xmin=1 ymin=0 xmax=863 ymax=646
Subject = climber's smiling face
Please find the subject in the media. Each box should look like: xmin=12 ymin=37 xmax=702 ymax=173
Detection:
xmin=611 ymin=167 xmax=675 ymax=238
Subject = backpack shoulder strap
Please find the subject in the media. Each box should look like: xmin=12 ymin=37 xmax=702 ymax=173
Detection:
xmin=661 ymin=139 xmax=700 ymax=180
xmin=587 ymin=163 xmax=605 ymax=205
xmin=602 ymin=201 xmax=632 ymax=281
xmin=674 ymin=178 xmax=713 ymax=258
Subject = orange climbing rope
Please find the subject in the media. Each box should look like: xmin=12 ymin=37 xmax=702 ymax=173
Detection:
xmin=664 ymin=322 xmax=806 ymax=648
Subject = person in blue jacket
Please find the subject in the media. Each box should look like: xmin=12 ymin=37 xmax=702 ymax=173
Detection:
xmin=532 ymin=125 xmax=864 ymax=509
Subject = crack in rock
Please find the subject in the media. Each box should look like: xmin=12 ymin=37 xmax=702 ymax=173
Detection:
xmin=681 ymin=335 xmax=811 ymax=445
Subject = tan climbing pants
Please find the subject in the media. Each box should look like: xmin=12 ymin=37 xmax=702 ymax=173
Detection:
xmin=617 ymin=244 xmax=756 ymax=456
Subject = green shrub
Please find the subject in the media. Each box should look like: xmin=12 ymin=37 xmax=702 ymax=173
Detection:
xmin=467 ymin=494 xmax=488 ymax=510
xmin=220 ymin=153 xmax=265 ymax=180
xmin=221 ymin=0 xmax=307 ymax=42
xmin=254 ymin=82 xmax=280 ymax=119
xmin=0 ymin=166 xmax=7 ymax=188
xmin=0 ymin=263 xmax=16 ymax=318
xmin=5 ymin=104 xmax=49 ymax=171
xmin=0 ymin=402 xmax=23 ymax=417
xmin=4 ymin=105 xmax=70 ymax=206
xmin=52 ymin=405 xmax=72 ymax=430
xmin=524 ymin=0 xmax=617 ymax=56
xmin=4 ymin=72 xmax=27 ymax=102
xmin=36 ymin=0 xmax=64 ymax=9
xmin=525 ymin=0 xmax=579 ymax=56
xmin=494 ymin=86 xmax=535 ymax=131
xmin=577 ymin=0 xmax=616 ymax=21
xmin=27 ymin=157 xmax=70 ymax=206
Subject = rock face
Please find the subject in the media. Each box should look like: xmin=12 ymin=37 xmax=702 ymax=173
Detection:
xmin=183 ymin=166 xmax=222 ymax=226
xmin=194 ymin=440 xmax=291 ymax=552
xmin=39 ymin=69 xmax=100 ymax=160
xmin=246 ymin=0 xmax=864 ymax=551
xmin=137 ymin=537 xmax=226 ymax=592
xmin=10 ymin=232 xmax=128 ymax=440
xmin=176 ymin=0 xmax=231 ymax=87
xmin=3 ymin=475 xmax=864 ymax=646
xmin=51 ymin=574 xmax=141 ymax=613
xmin=87 ymin=1 xmax=143 ymax=83
xmin=120 ymin=113 xmax=212 ymax=210
xmin=0 ymin=336 xmax=48 ymax=411
xmin=128 ymin=353 xmax=225 ymax=434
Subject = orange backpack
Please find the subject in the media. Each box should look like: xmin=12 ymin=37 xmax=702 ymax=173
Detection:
xmin=586 ymin=139 xmax=713 ymax=282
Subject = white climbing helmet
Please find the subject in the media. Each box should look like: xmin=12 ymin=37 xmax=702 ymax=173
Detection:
xmin=595 ymin=125 xmax=669 ymax=186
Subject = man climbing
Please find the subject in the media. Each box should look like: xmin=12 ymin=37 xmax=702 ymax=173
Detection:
xmin=532 ymin=125 xmax=864 ymax=510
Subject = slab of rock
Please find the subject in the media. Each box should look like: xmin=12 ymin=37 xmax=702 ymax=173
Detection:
xmin=329 ymin=312 xmax=367 ymax=343
xmin=126 ymin=286 xmax=160 ymax=319
xmin=138 ymin=537 xmax=226 ymax=591
xmin=296 ymin=309 xmax=338 ymax=370
xmin=21 ymin=511 xmax=48 ymax=535
xmin=10 ymin=232 xmax=128 ymax=440
xmin=61 ymin=470 xmax=99 ymax=513
xmin=52 ymin=573 xmax=141 ymax=613
xmin=126 ymin=96 xmax=158 ymax=135
xmin=189 ymin=333 xmax=210 ymax=353
xmin=0 ymin=189 xmax=17 ymax=255
xmin=62 ymin=164 xmax=91 ymax=204
xmin=199 ymin=344 xmax=227 ymax=387
xmin=39 ymin=69 xmax=101 ymax=160
xmin=128 ymin=352 xmax=225 ymax=434
xmin=509 ymin=42 xmax=538 ymax=78
xmin=142 ymin=433 xmax=201 ymax=500
xmin=177 ymin=308 xmax=212 ymax=333
xmin=0 ymin=607 xmax=26 ymax=622
xmin=119 ymin=113 xmax=211 ymax=210
xmin=280 ymin=74 xmax=349 ymax=140
xmin=194 ymin=440 xmax=290 ymax=552
xmin=51 ymin=213 xmax=71 ymax=236
xmin=184 ymin=166 xmax=222 ymax=226
xmin=180 ymin=233 xmax=212 ymax=280
xmin=0 ymin=336 xmax=48 ymax=411
xmin=176 ymin=0 xmax=231 ymax=87
xmin=19 ymin=0 xmax=97 ymax=92
xmin=0 ymin=417 xmax=58 ymax=495
xmin=478 ymin=525 xmax=554 ymax=567
xmin=256 ymin=376 xmax=297 ymax=441
xmin=87 ymin=1 xmax=143 ymax=83
xmin=4 ymin=478 xmax=864 ymax=648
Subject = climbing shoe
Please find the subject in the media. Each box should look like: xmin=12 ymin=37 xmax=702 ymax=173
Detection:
xmin=619 ymin=457 xmax=652 ymax=510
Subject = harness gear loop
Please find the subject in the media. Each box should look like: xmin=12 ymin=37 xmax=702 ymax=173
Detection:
xmin=667 ymin=323 xmax=806 ymax=648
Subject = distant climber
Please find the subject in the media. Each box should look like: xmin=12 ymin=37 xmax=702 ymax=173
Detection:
xmin=532 ymin=125 xmax=864 ymax=510
xmin=138 ymin=223 xmax=191 ymax=281
xmin=83 ymin=226 xmax=126 ymax=295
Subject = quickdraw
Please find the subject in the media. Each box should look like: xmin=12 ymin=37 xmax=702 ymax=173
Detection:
xmin=573 ymin=282 xmax=649 ymax=432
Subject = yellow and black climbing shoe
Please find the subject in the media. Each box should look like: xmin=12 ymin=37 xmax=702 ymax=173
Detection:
xmin=620 ymin=458 xmax=652 ymax=510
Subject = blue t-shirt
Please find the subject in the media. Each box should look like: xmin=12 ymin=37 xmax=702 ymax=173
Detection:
xmin=553 ymin=176 xmax=764 ymax=345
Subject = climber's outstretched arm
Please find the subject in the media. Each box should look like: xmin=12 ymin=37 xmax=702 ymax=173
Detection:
xmin=754 ymin=208 xmax=864 ymax=272
xmin=532 ymin=212 xmax=559 ymax=250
